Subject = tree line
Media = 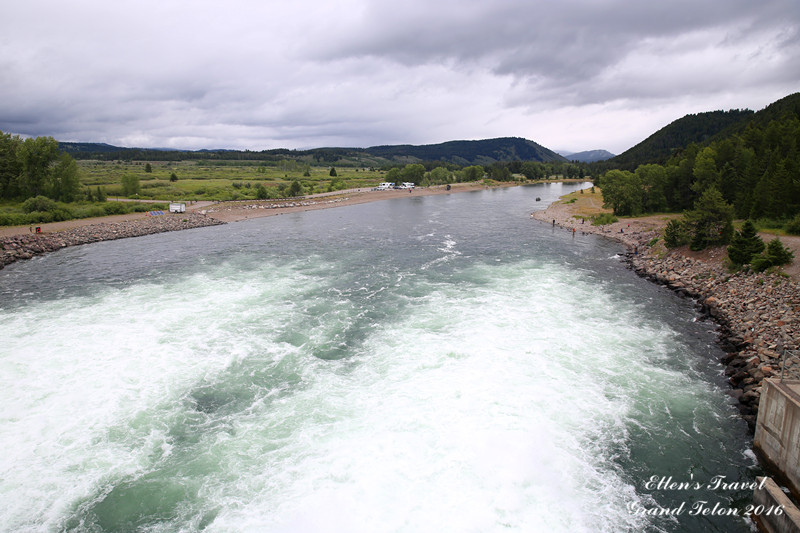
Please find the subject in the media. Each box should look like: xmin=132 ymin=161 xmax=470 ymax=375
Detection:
xmin=1 ymin=132 xmax=81 ymax=202
xmin=596 ymin=109 xmax=800 ymax=249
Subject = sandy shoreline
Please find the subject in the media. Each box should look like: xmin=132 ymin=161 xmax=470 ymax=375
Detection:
xmin=530 ymin=196 xmax=664 ymax=250
xmin=0 ymin=183 xmax=494 ymax=239
xmin=201 ymin=183 xmax=493 ymax=223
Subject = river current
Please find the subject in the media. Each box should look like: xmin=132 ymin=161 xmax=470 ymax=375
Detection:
xmin=0 ymin=183 xmax=758 ymax=532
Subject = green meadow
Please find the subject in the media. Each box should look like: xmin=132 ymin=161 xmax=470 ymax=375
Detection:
xmin=80 ymin=160 xmax=386 ymax=201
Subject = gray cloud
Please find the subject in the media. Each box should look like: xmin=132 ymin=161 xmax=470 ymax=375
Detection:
xmin=1 ymin=0 xmax=798 ymax=154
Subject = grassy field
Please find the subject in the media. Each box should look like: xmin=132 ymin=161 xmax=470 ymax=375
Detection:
xmin=79 ymin=160 xmax=388 ymax=201
xmin=1 ymin=161 xmax=588 ymax=226
xmin=0 ymin=160 xmax=392 ymax=226
xmin=555 ymin=186 xmax=608 ymax=219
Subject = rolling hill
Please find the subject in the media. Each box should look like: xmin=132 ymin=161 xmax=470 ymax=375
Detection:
xmin=604 ymin=109 xmax=755 ymax=170
xmin=59 ymin=137 xmax=567 ymax=166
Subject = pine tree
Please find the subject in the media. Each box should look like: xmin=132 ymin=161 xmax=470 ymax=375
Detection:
xmin=752 ymin=238 xmax=794 ymax=272
xmin=727 ymin=220 xmax=764 ymax=265
xmin=686 ymin=187 xmax=734 ymax=250
xmin=664 ymin=219 xmax=690 ymax=248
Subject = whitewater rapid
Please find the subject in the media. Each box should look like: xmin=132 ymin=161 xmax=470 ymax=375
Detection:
xmin=0 ymin=183 xmax=756 ymax=532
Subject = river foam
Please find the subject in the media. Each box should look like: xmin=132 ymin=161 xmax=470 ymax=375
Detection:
xmin=0 ymin=183 xmax=755 ymax=532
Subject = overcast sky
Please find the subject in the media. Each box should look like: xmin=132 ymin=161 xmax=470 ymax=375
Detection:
xmin=1 ymin=0 xmax=798 ymax=154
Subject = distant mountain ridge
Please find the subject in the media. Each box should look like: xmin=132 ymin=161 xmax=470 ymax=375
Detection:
xmin=362 ymin=137 xmax=566 ymax=165
xmin=59 ymin=136 xmax=567 ymax=165
xmin=560 ymin=149 xmax=615 ymax=163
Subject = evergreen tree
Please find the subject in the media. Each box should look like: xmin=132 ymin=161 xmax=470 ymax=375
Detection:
xmin=288 ymin=179 xmax=303 ymax=197
xmin=663 ymin=219 xmax=690 ymax=248
xmin=727 ymin=220 xmax=764 ymax=265
xmin=691 ymin=146 xmax=720 ymax=196
xmin=751 ymin=238 xmax=794 ymax=272
xmin=686 ymin=187 xmax=734 ymax=251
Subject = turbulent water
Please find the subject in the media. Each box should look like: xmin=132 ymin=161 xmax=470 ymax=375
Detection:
xmin=0 ymin=183 xmax=759 ymax=532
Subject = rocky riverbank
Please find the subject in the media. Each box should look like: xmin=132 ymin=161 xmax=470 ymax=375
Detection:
xmin=628 ymin=250 xmax=799 ymax=431
xmin=533 ymin=200 xmax=800 ymax=432
xmin=0 ymin=213 xmax=224 ymax=270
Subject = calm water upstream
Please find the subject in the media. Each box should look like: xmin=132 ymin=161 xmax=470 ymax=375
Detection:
xmin=0 ymin=183 xmax=758 ymax=532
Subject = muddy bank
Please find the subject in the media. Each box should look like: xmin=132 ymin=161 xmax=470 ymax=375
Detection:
xmin=0 ymin=213 xmax=223 ymax=270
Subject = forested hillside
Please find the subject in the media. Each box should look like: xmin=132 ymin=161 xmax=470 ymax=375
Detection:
xmin=59 ymin=137 xmax=567 ymax=166
xmin=363 ymin=137 xmax=566 ymax=165
xmin=597 ymin=92 xmax=800 ymax=243
xmin=595 ymin=109 xmax=754 ymax=171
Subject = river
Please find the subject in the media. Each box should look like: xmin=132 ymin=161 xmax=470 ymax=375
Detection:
xmin=0 ymin=182 xmax=758 ymax=532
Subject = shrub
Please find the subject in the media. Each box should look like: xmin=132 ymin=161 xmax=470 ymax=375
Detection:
xmin=786 ymin=214 xmax=800 ymax=235
xmin=664 ymin=219 xmax=691 ymax=248
xmin=21 ymin=195 xmax=57 ymax=213
xmin=751 ymin=238 xmax=794 ymax=272
xmin=50 ymin=208 xmax=73 ymax=221
xmin=84 ymin=206 xmax=108 ymax=218
xmin=591 ymin=213 xmax=618 ymax=226
xmin=28 ymin=210 xmax=55 ymax=223
xmin=0 ymin=213 xmax=30 ymax=226
xmin=102 ymin=202 xmax=127 ymax=215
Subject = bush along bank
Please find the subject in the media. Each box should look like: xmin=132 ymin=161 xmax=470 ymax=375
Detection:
xmin=626 ymin=247 xmax=799 ymax=432
xmin=0 ymin=213 xmax=224 ymax=270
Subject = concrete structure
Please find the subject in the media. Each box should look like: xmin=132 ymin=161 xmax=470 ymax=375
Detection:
xmin=752 ymin=477 xmax=800 ymax=533
xmin=754 ymin=379 xmax=800 ymax=501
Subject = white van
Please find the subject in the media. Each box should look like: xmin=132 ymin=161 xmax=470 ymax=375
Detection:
xmin=374 ymin=182 xmax=394 ymax=190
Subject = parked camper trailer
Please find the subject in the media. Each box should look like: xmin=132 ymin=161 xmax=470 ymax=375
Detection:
xmin=169 ymin=202 xmax=186 ymax=213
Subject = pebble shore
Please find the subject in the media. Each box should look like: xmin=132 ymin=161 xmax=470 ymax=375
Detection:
xmin=0 ymin=213 xmax=224 ymax=270
xmin=533 ymin=205 xmax=799 ymax=432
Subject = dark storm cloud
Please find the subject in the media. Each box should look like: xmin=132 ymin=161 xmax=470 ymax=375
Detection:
xmin=318 ymin=0 xmax=799 ymax=103
xmin=1 ymin=0 xmax=798 ymax=153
